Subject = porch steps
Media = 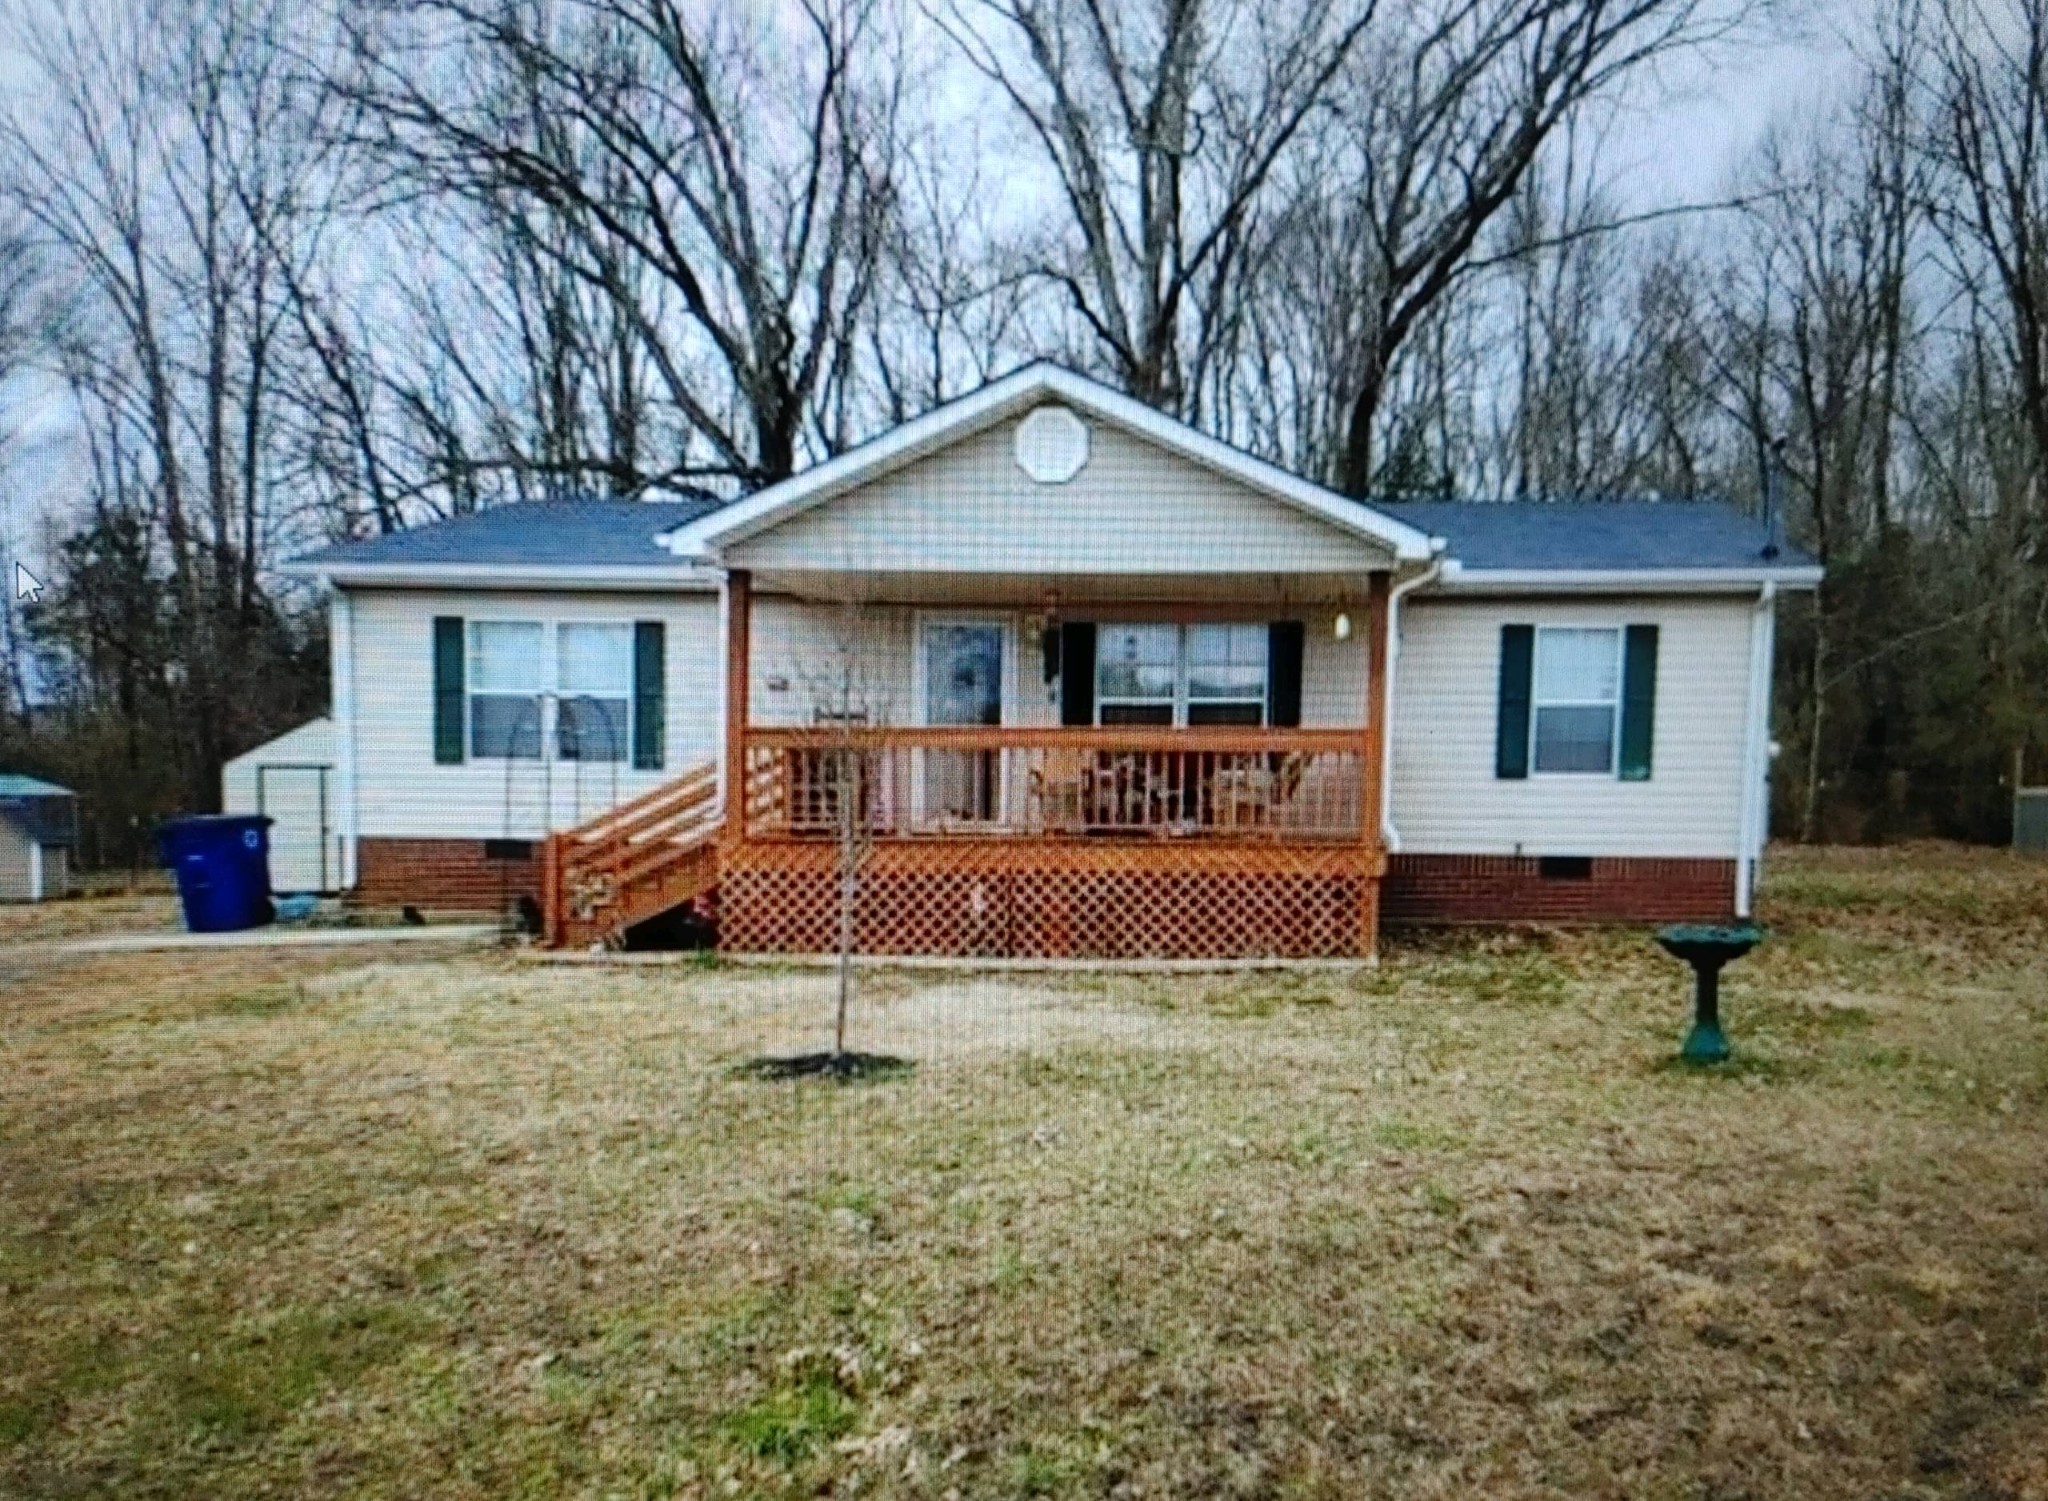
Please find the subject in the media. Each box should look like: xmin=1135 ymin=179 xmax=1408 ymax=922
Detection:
xmin=541 ymin=762 xmax=723 ymax=948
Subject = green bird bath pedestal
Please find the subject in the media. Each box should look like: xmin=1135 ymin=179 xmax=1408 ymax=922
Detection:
xmin=1655 ymin=923 xmax=1765 ymax=1064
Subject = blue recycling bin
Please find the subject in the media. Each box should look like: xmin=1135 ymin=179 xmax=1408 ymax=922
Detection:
xmin=158 ymin=815 xmax=275 ymax=933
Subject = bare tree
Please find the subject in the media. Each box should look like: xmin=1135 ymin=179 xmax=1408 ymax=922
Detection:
xmin=0 ymin=211 xmax=42 ymax=737
xmin=1 ymin=0 xmax=337 ymax=805
xmin=343 ymin=0 xmax=900 ymax=492
xmin=937 ymin=0 xmax=1379 ymax=414
xmin=1317 ymin=0 xmax=1750 ymax=495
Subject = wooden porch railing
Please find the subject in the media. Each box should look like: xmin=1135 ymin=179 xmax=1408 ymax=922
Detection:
xmin=740 ymin=726 xmax=1374 ymax=843
xmin=542 ymin=760 xmax=722 ymax=946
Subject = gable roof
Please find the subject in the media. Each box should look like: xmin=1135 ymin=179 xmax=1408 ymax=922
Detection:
xmin=278 ymin=407 xmax=1821 ymax=593
xmin=660 ymin=363 xmax=1444 ymax=565
xmin=1380 ymin=499 xmax=1822 ymax=589
xmin=289 ymin=498 xmax=724 ymax=586
xmin=0 ymin=773 xmax=72 ymax=799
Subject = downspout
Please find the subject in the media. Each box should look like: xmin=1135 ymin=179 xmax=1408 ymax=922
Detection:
xmin=331 ymin=587 xmax=359 ymax=890
xmin=715 ymin=565 xmax=732 ymax=824
xmin=1736 ymin=581 xmax=1778 ymax=918
xmin=1379 ymin=551 xmax=1449 ymax=851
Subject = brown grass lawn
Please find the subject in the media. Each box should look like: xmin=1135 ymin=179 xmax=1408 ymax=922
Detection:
xmin=3 ymin=845 xmax=2046 ymax=1499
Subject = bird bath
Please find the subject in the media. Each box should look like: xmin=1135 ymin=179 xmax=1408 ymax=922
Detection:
xmin=1655 ymin=923 xmax=1765 ymax=1064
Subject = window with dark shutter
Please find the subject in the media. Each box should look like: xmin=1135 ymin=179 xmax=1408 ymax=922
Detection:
xmin=1618 ymin=624 xmax=1659 ymax=781
xmin=633 ymin=621 xmax=665 ymax=770
xmin=432 ymin=616 xmax=465 ymax=764
xmin=1266 ymin=621 xmax=1304 ymax=728
xmin=1059 ymin=622 xmax=1096 ymax=725
xmin=1495 ymin=624 xmax=1534 ymax=779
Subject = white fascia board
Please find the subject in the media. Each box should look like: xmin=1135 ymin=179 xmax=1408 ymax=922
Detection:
xmin=1431 ymin=565 xmax=1824 ymax=595
xmin=282 ymin=562 xmax=722 ymax=591
xmin=662 ymin=362 xmax=1442 ymax=564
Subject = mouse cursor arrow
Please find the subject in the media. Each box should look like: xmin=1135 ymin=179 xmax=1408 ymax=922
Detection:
xmin=15 ymin=561 xmax=43 ymax=604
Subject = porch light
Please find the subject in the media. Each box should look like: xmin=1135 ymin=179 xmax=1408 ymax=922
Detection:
xmin=1333 ymin=612 xmax=1353 ymax=641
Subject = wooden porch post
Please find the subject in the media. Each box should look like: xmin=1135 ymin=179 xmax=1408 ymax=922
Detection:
xmin=724 ymin=568 xmax=752 ymax=844
xmin=1363 ymin=570 xmax=1392 ymax=829
xmin=1360 ymin=570 xmax=1393 ymax=953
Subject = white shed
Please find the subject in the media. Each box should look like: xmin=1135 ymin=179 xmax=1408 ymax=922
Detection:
xmin=0 ymin=774 xmax=77 ymax=902
xmin=222 ymin=718 xmax=341 ymax=893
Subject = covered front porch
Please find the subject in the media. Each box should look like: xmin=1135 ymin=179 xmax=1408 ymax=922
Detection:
xmin=717 ymin=566 xmax=1395 ymax=959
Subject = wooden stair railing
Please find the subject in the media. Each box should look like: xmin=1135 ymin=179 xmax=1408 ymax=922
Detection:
xmin=542 ymin=761 xmax=723 ymax=948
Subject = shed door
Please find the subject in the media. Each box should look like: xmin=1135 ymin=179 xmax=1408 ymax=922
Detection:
xmin=257 ymin=766 xmax=333 ymax=893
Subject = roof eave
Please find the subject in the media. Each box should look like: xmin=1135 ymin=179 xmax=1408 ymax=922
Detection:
xmin=1431 ymin=564 xmax=1823 ymax=594
xmin=282 ymin=560 xmax=723 ymax=591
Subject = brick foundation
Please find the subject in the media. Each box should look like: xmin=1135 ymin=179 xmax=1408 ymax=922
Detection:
xmin=354 ymin=837 xmax=541 ymax=913
xmin=361 ymin=837 xmax=1732 ymax=935
xmin=1382 ymin=853 xmax=1736 ymax=926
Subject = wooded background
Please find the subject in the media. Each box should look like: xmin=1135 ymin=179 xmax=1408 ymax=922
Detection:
xmin=1 ymin=0 xmax=2044 ymax=871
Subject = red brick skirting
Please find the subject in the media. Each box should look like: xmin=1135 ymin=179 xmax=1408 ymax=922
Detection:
xmin=354 ymin=837 xmax=541 ymax=913
xmin=1382 ymin=853 xmax=1736 ymax=926
xmin=359 ymin=838 xmax=1732 ymax=934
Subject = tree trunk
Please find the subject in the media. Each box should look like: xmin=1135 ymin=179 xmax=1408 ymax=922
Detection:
xmin=1801 ymin=595 xmax=1828 ymax=843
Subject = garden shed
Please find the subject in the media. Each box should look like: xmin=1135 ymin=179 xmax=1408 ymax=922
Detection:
xmin=221 ymin=718 xmax=340 ymax=894
xmin=0 ymin=774 xmax=78 ymax=902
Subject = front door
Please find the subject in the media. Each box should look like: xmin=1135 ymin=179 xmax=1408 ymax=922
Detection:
xmin=920 ymin=621 xmax=1004 ymax=824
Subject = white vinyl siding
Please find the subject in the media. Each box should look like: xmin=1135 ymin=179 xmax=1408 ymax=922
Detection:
xmin=749 ymin=598 xmax=919 ymax=727
xmin=345 ymin=587 xmax=718 ymax=841
xmin=1391 ymin=596 xmax=1754 ymax=858
xmin=726 ymin=416 xmax=1398 ymax=576
xmin=0 ymin=819 xmax=35 ymax=901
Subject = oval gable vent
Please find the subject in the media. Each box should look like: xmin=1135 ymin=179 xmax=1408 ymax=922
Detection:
xmin=1014 ymin=405 xmax=1090 ymax=484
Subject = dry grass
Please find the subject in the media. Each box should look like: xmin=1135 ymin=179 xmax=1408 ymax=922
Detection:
xmin=3 ymin=843 xmax=2046 ymax=1499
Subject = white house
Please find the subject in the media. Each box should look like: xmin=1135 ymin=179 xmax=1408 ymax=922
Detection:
xmin=273 ymin=363 xmax=1820 ymax=956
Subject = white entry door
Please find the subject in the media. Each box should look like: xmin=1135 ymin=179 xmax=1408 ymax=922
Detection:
xmin=918 ymin=620 xmax=1006 ymax=826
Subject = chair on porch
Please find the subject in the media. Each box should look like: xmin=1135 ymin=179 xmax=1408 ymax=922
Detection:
xmin=1028 ymin=745 xmax=1091 ymax=835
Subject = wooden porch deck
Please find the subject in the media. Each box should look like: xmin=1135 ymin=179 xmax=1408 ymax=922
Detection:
xmin=542 ymin=566 xmax=1394 ymax=956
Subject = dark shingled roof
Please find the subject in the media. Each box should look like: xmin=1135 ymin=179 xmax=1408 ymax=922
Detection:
xmin=293 ymin=497 xmax=724 ymax=569
xmin=294 ymin=491 xmax=1811 ymax=577
xmin=1371 ymin=499 xmax=1815 ymax=573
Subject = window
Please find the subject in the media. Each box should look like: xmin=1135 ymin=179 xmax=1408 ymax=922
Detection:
xmin=463 ymin=619 xmax=636 ymax=762
xmin=556 ymin=623 xmax=632 ymax=762
xmin=1531 ymin=627 xmax=1621 ymax=774
xmin=1096 ymin=624 xmax=1179 ymax=725
xmin=1186 ymin=624 xmax=1268 ymax=726
xmin=469 ymin=622 xmax=544 ymax=759
xmin=1096 ymin=623 xmax=1268 ymax=727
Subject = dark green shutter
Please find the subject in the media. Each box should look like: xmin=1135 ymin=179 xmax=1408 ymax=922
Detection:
xmin=1267 ymin=621 xmax=1305 ymax=727
xmin=633 ymin=621 xmax=665 ymax=770
xmin=433 ymin=616 xmax=465 ymax=764
xmin=1495 ymin=624 xmax=1534 ymax=780
xmin=1059 ymin=622 xmax=1097 ymax=725
xmin=1619 ymin=624 xmax=1659 ymax=782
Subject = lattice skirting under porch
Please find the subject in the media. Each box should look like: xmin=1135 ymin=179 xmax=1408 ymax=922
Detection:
xmin=716 ymin=840 xmax=1382 ymax=960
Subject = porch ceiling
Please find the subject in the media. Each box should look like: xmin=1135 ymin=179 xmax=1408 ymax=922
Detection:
xmin=747 ymin=568 xmax=1382 ymax=609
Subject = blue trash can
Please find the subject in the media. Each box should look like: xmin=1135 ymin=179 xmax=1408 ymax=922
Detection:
xmin=158 ymin=815 xmax=275 ymax=933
